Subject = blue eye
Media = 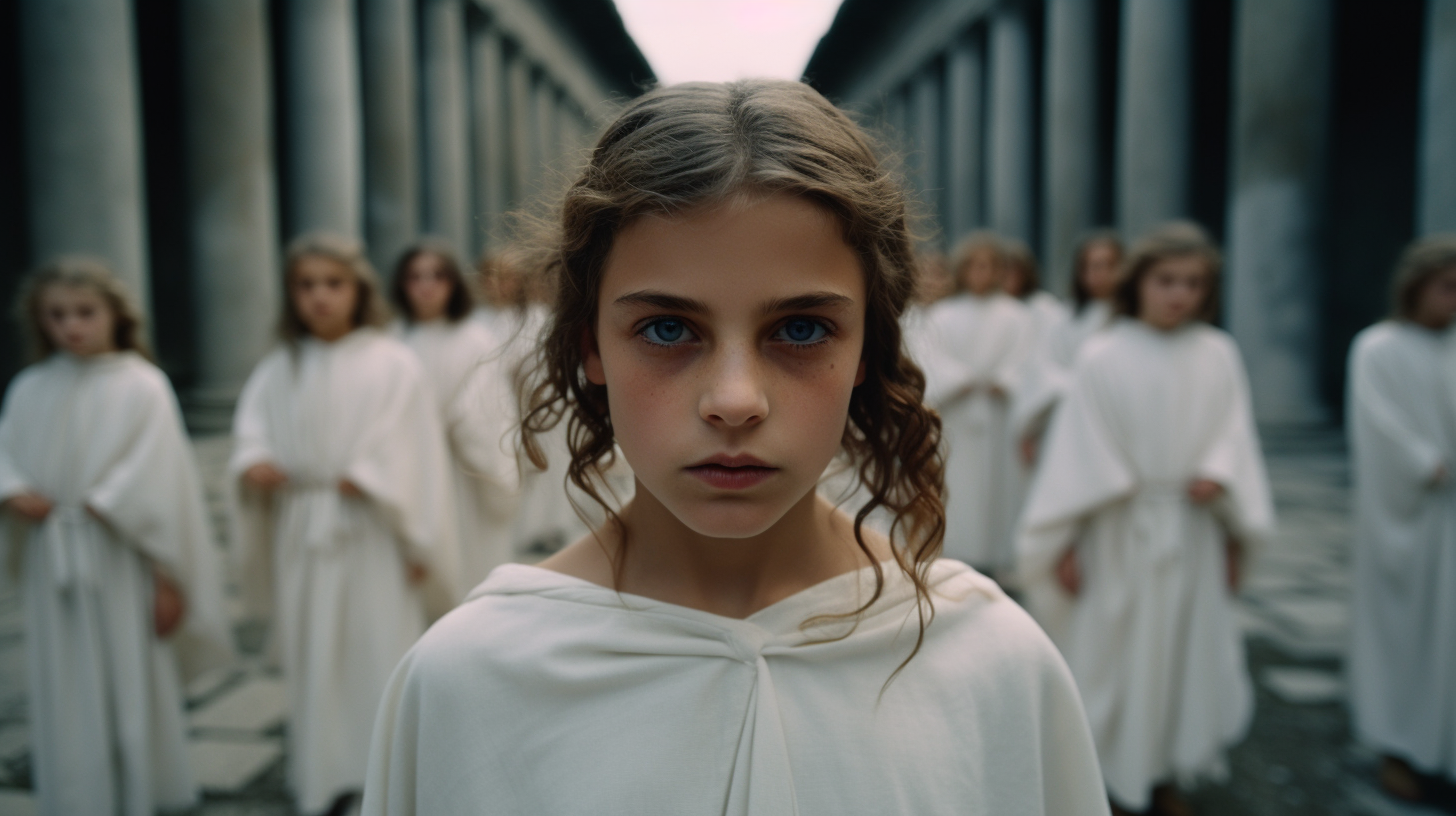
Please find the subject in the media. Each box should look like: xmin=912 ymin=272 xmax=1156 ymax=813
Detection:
xmin=777 ymin=318 xmax=828 ymax=345
xmin=641 ymin=318 xmax=692 ymax=346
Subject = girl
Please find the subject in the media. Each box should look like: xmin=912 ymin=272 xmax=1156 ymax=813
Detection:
xmin=392 ymin=240 xmax=519 ymax=590
xmin=1003 ymin=237 xmax=1070 ymax=347
xmin=1346 ymin=235 xmax=1456 ymax=803
xmin=1017 ymin=222 xmax=1274 ymax=815
xmin=919 ymin=231 xmax=1034 ymax=575
xmin=1012 ymin=230 xmax=1124 ymax=462
xmin=231 ymin=233 xmax=460 ymax=816
xmin=362 ymin=80 xmax=1107 ymax=816
xmin=0 ymin=257 xmax=232 ymax=816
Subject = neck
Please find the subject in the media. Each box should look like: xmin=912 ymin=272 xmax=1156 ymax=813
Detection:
xmin=311 ymin=325 xmax=354 ymax=342
xmin=1413 ymin=314 xmax=1452 ymax=331
xmin=608 ymin=484 xmax=877 ymax=618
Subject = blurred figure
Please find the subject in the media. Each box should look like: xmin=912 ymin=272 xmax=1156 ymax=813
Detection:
xmin=392 ymin=239 xmax=520 ymax=591
xmin=1017 ymin=223 xmax=1274 ymax=815
xmin=920 ymin=231 xmax=1034 ymax=576
xmin=230 ymin=234 xmax=459 ymax=816
xmin=473 ymin=249 xmax=530 ymax=341
xmin=1347 ymin=235 xmax=1456 ymax=804
xmin=0 ymin=257 xmax=232 ymax=816
xmin=1002 ymin=237 xmax=1070 ymax=348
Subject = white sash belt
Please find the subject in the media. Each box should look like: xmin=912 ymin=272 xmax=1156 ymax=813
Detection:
xmin=40 ymin=506 xmax=100 ymax=590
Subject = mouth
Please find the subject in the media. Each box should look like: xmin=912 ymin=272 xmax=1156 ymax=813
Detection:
xmin=685 ymin=454 xmax=778 ymax=490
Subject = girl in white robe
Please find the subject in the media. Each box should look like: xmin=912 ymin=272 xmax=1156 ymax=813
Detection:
xmin=922 ymin=232 xmax=1034 ymax=574
xmin=1346 ymin=236 xmax=1456 ymax=802
xmin=231 ymin=234 xmax=460 ymax=816
xmin=391 ymin=241 xmax=519 ymax=590
xmin=1017 ymin=223 xmax=1274 ymax=815
xmin=0 ymin=257 xmax=232 ymax=816
xmin=363 ymin=80 xmax=1108 ymax=816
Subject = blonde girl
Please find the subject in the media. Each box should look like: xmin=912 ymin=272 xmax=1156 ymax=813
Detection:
xmin=362 ymin=80 xmax=1105 ymax=816
xmin=0 ymin=257 xmax=231 ymax=815
xmin=1018 ymin=222 xmax=1274 ymax=815
xmin=230 ymin=233 xmax=459 ymax=816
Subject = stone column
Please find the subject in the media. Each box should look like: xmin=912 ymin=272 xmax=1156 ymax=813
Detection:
xmin=507 ymin=49 xmax=535 ymax=205
xmin=910 ymin=67 xmax=943 ymax=240
xmin=1115 ymin=0 xmax=1190 ymax=239
xmin=1225 ymin=0 xmax=1332 ymax=424
xmin=945 ymin=35 xmax=985 ymax=241
xmin=285 ymin=0 xmax=363 ymax=238
xmin=470 ymin=20 xmax=508 ymax=255
xmin=1042 ymin=0 xmax=1101 ymax=296
xmin=19 ymin=0 xmax=151 ymax=304
xmin=534 ymin=76 xmax=560 ymax=183
xmin=988 ymin=3 xmax=1034 ymax=242
xmin=1419 ymin=0 xmax=1456 ymax=234
xmin=179 ymin=0 xmax=280 ymax=420
xmin=360 ymin=0 xmax=420 ymax=275
xmin=883 ymin=89 xmax=908 ymax=157
xmin=421 ymin=0 xmax=472 ymax=256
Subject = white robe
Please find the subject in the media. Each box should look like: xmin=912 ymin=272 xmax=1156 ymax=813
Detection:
xmin=1012 ymin=299 xmax=1114 ymax=441
xmin=230 ymin=330 xmax=460 ymax=814
xmin=362 ymin=559 xmax=1109 ymax=816
xmin=1346 ymin=320 xmax=1456 ymax=777
xmin=1016 ymin=320 xmax=1274 ymax=810
xmin=395 ymin=319 xmax=519 ymax=591
xmin=920 ymin=292 xmax=1034 ymax=571
xmin=0 ymin=352 xmax=233 ymax=816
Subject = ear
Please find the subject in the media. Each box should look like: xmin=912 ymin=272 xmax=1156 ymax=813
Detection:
xmin=854 ymin=357 xmax=867 ymax=387
xmin=582 ymin=325 xmax=606 ymax=386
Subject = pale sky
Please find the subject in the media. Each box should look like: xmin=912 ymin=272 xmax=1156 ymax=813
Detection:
xmin=612 ymin=0 xmax=846 ymax=85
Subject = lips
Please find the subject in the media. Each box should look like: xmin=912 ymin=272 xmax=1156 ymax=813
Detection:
xmin=685 ymin=454 xmax=778 ymax=490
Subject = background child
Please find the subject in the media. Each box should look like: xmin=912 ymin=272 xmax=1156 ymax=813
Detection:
xmin=391 ymin=239 xmax=519 ymax=590
xmin=919 ymin=231 xmax=1034 ymax=576
xmin=1346 ymin=235 xmax=1456 ymax=803
xmin=0 ymin=256 xmax=232 ymax=815
xmin=363 ymin=79 xmax=1106 ymax=816
xmin=1017 ymin=222 xmax=1274 ymax=815
xmin=1003 ymin=237 xmax=1070 ymax=348
xmin=231 ymin=233 xmax=459 ymax=816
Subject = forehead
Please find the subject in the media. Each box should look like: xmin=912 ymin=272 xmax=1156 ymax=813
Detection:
xmin=40 ymin=283 xmax=106 ymax=307
xmin=292 ymin=254 xmax=353 ymax=279
xmin=600 ymin=194 xmax=864 ymax=308
xmin=1147 ymin=253 xmax=1210 ymax=277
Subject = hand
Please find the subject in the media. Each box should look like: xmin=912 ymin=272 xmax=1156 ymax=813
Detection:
xmin=1224 ymin=538 xmax=1243 ymax=593
xmin=1055 ymin=546 xmax=1082 ymax=597
xmin=405 ymin=562 xmax=428 ymax=586
xmin=153 ymin=569 xmax=186 ymax=637
xmin=338 ymin=479 xmax=364 ymax=498
xmin=1432 ymin=464 xmax=1450 ymax=487
xmin=243 ymin=463 xmax=287 ymax=492
xmin=1187 ymin=479 xmax=1224 ymax=505
xmin=4 ymin=492 xmax=53 ymax=522
xmin=988 ymin=384 xmax=1007 ymax=400
xmin=1019 ymin=436 xmax=1039 ymax=467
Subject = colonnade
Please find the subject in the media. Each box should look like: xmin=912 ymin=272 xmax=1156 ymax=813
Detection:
xmin=11 ymin=0 xmax=645 ymax=424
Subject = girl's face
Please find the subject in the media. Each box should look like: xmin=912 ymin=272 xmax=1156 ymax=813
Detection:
xmin=585 ymin=194 xmax=867 ymax=539
xmin=479 ymin=262 xmax=523 ymax=307
xmin=404 ymin=253 xmax=453 ymax=321
xmin=961 ymin=249 xmax=1002 ymax=295
xmin=1081 ymin=241 xmax=1122 ymax=300
xmin=1414 ymin=266 xmax=1456 ymax=330
xmin=1138 ymin=254 xmax=1210 ymax=331
xmin=291 ymin=255 xmax=359 ymax=341
xmin=39 ymin=284 xmax=117 ymax=357
xmin=1003 ymin=262 xmax=1030 ymax=297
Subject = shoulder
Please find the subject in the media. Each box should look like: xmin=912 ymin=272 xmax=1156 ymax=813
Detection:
xmin=1349 ymin=321 xmax=1409 ymax=362
xmin=356 ymin=330 xmax=428 ymax=373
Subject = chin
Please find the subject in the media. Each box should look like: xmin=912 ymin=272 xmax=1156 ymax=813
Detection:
xmin=667 ymin=495 xmax=800 ymax=540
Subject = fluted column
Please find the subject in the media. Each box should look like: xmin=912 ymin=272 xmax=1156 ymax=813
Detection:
xmin=360 ymin=0 xmax=420 ymax=275
xmin=470 ymin=20 xmax=508 ymax=255
xmin=1115 ymin=0 xmax=1191 ymax=239
xmin=421 ymin=0 xmax=472 ymax=256
xmin=988 ymin=3 xmax=1034 ymax=242
xmin=945 ymin=35 xmax=985 ymax=241
xmin=1043 ymin=0 xmax=1101 ymax=296
xmin=180 ymin=0 xmax=280 ymax=418
xmin=285 ymin=0 xmax=363 ymax=238
xmin=20 ymin=0 xmax=151 ymax=304
xmin=1225 ymin=0 xmax=1332 ymax=423
xmin=910 ymin=67 xmax=943 ymax=239
xmin=534 ymin=76 xmax=560 ymax=183
xmin=507 ymin=49 xmax=535 ymax=205
xmin=1419 ymin=0 xmax=1456 ymax=234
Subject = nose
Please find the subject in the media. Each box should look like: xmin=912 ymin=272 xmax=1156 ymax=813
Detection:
xmin=699 ymin=345 xmax=769 ymax=429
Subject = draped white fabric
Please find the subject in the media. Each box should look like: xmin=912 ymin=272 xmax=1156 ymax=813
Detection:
xmin=1011 ymin=299 xmax=1113 ymax=441
xmin=229 ymin=330 xmax=460 ymax=813
xmin=1346 ymin=321 xmax=1456 ymax=777
xmin=362 ymin=559 xmax=1109 ymax=816
xmin=1016 ymin=320 xmax=1274 ymax=810
xmin=0 ymin=352 xmax=232 ymax=816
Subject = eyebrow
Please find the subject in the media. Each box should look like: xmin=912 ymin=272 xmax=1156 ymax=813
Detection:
xmin=612 ymin=289 xmax=855 ymax=315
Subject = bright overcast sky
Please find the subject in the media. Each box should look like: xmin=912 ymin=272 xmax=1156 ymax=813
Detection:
xmin=613 ymin=0 xmax=846 ymax=85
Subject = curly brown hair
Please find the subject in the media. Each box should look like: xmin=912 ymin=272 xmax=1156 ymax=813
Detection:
xmin=390 ymin=238 xmax=474 ymax=323
xmin=1070 ymin=229 xmax=1123 ymax=310
xmin=518 ymin=79 xmax=945 ymax=670
xmin=15 ymin=255 xmax=152 ymax=361
xmin=1389 ymin=234 xmax=1456 ymax=320
xmin=279 ymin=232 xmax=392 ymax=343
xmin=1114 ymin=221 xmax=1222 ymax=322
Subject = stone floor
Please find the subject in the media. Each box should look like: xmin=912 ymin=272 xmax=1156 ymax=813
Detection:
xmin=0 ymin=429 xmax=1450 ymax=815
